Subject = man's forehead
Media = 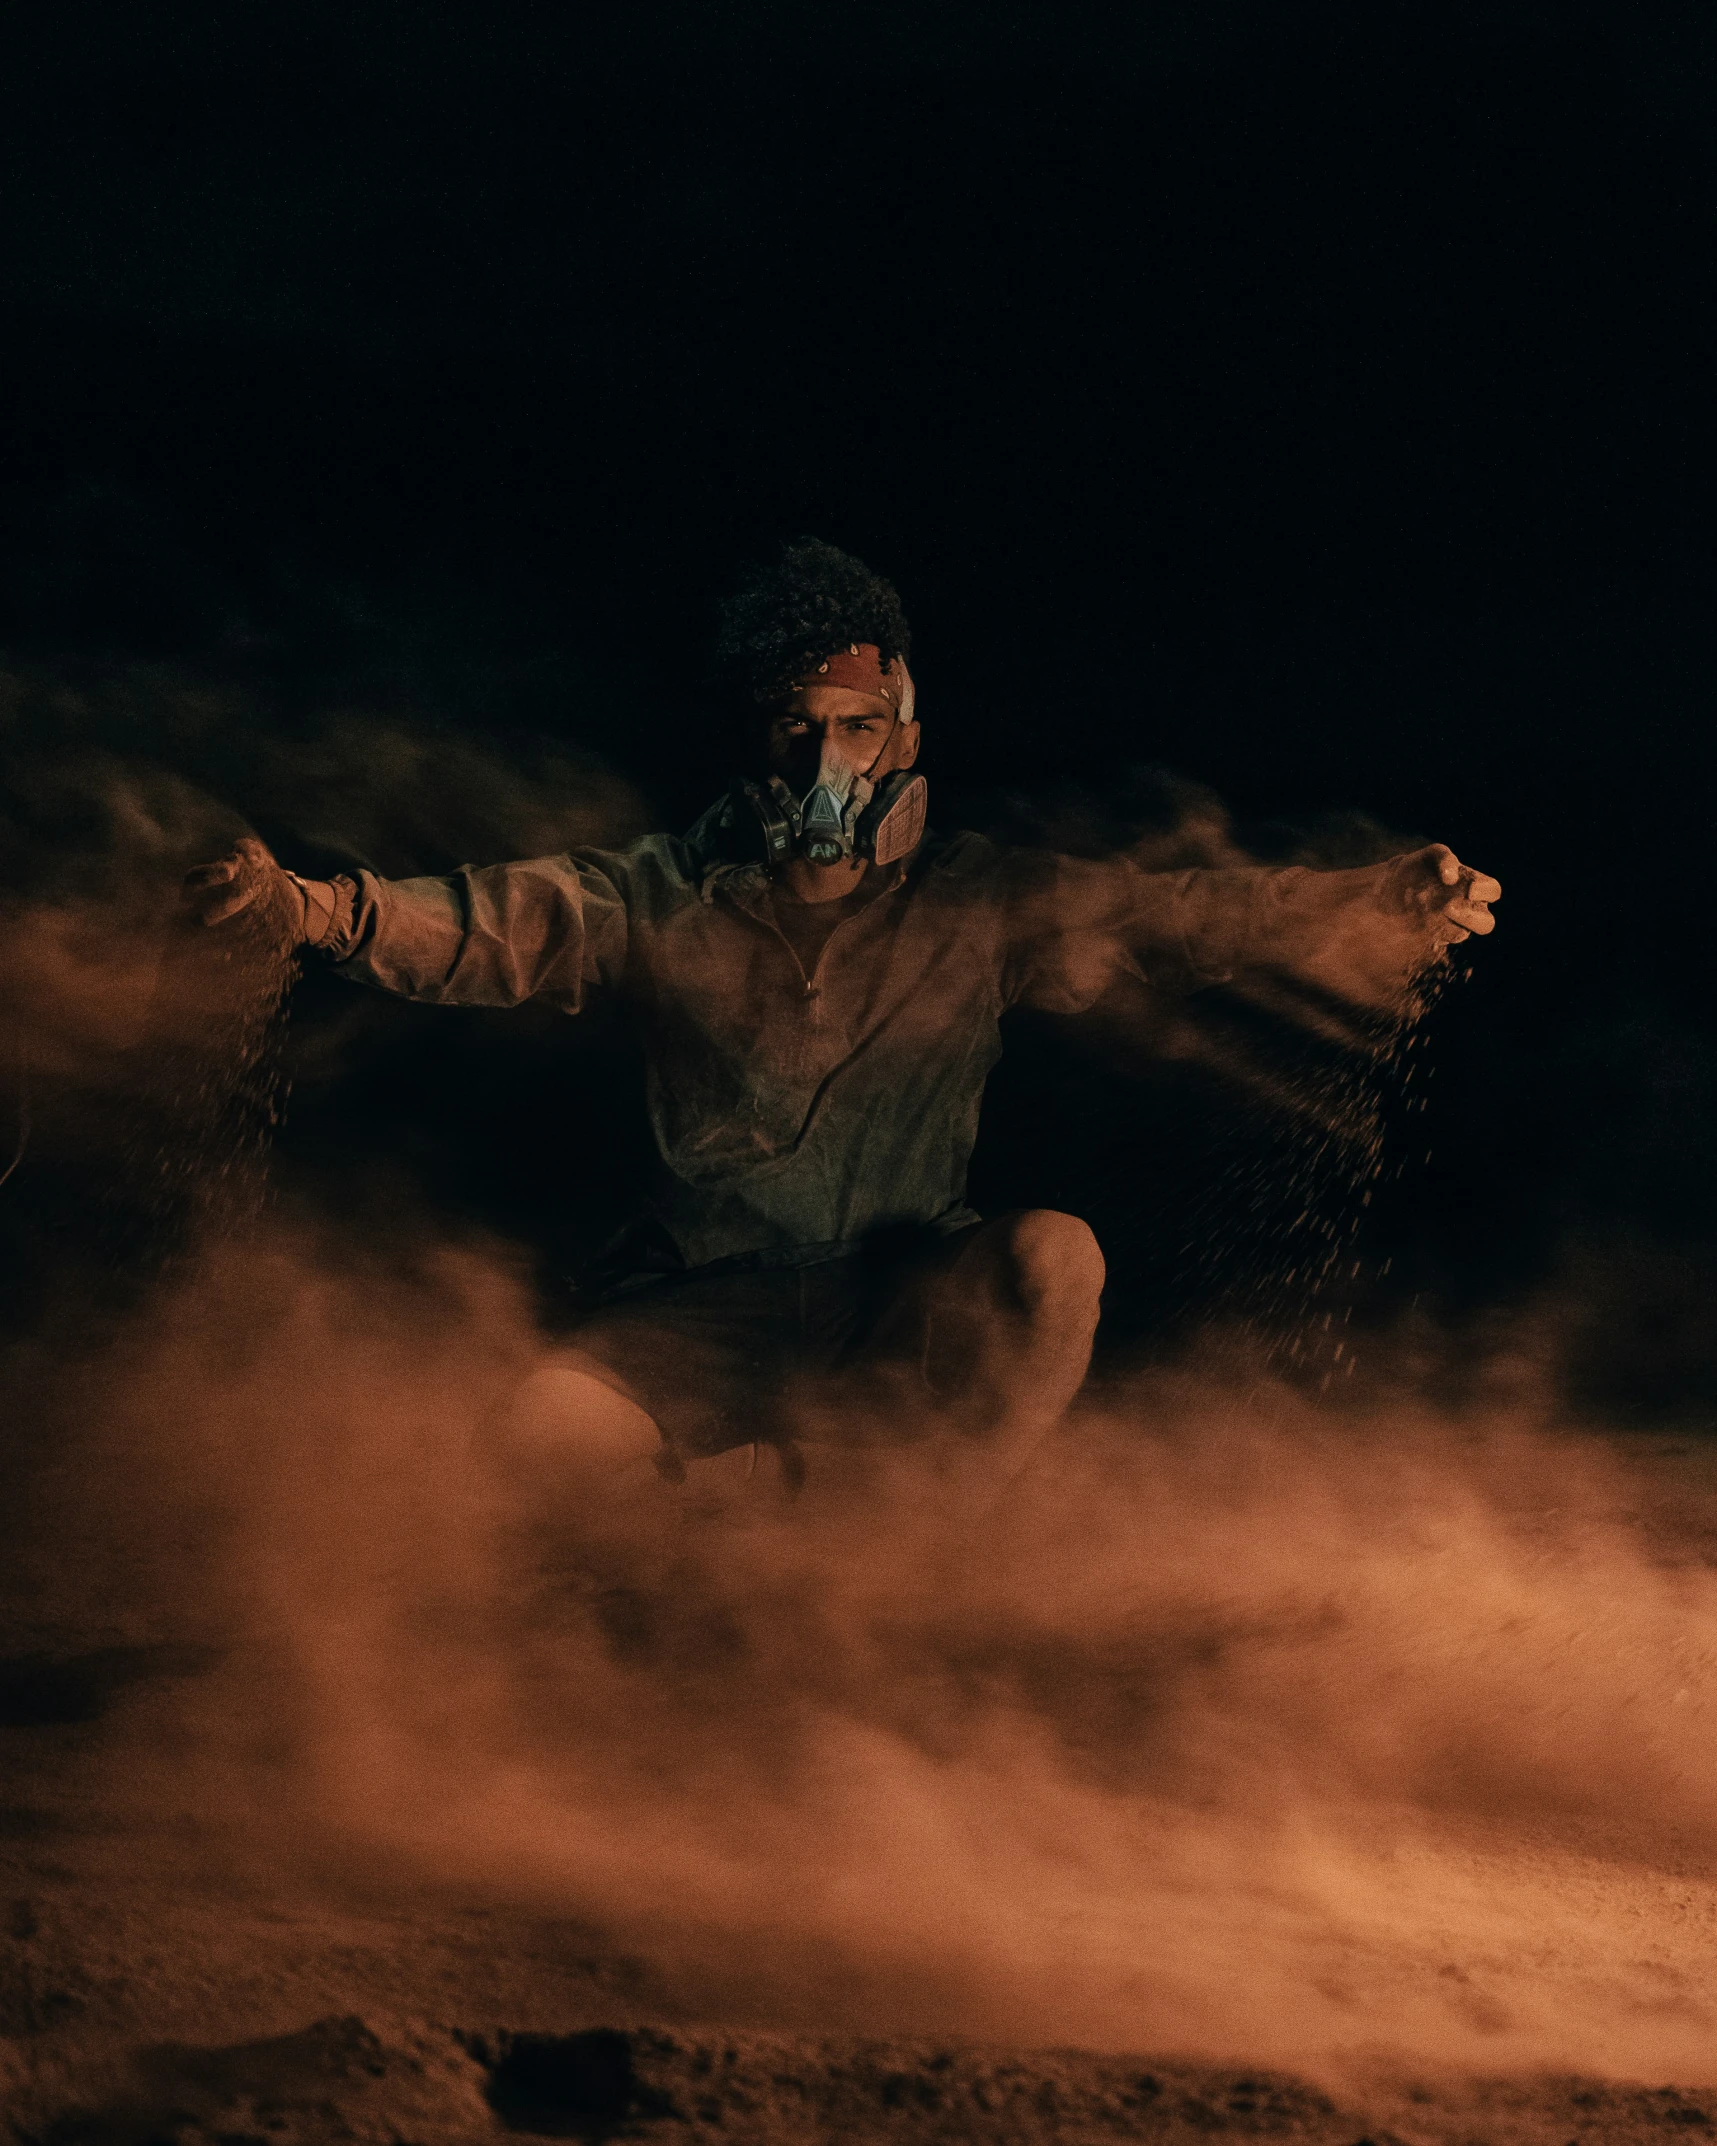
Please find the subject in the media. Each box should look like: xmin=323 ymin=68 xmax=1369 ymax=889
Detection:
xmin=782 ymin=684 xmax=896 ymax=720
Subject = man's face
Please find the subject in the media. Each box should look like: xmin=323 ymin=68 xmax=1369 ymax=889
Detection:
xmin=762 ymin=684 xmax=921 ymax=795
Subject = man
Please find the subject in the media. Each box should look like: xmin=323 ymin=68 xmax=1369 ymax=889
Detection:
xmin=186 ymin=539 xmax=1499 ymax=1485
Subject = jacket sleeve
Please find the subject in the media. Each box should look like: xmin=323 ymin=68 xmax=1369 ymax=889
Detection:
xmin=1153 ymin=864 xmax=1377 ymax=983
xmin=1006 ymin=854 xmax=1412 ymax=1012
xmin=314 ymin=852 xmax=628 ymax=1009
xmin=1161 ymin=860 xmax=1430 ymax=1005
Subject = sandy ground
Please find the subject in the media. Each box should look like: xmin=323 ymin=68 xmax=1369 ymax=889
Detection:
xmin=3 ymin=1424 xmax=1717 ymax=2146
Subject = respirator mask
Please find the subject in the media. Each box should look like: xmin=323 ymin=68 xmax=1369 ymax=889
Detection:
xmin=734 ymin=645 xmax=928 ymax=869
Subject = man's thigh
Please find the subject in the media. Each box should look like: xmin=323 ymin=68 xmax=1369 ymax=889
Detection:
xmin=773 ymin=1227 xmax=984 ymax=1441
xmin=571 ymin=1268 xmax=814 ymax=1458
xmin=571 ymin=1236 xmax=1002 ymax=1458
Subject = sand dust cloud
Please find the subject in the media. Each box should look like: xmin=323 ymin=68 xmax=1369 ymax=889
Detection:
xmin=10 ymin=1220 xmax=1717 ymax=2091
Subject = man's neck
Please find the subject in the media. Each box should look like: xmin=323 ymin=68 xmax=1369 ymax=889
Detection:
xmin=774 ymin=855 xmax=869 ymax=905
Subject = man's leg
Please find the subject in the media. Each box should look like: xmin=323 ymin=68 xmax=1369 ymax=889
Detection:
xmin=501 ymin=1267 xmax=808 ymax=1495
xmin=860 ymin=1209 xmax=1106 ymax=1476
xmin=503 ymin=1349 xmax=665 ymax=1476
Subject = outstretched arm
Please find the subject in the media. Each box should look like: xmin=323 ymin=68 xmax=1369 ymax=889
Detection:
xmin=1004 ymin=840 xmax=1500 ymax=1016
xmin=1170 ymin=841 xmax=1501 ymax=1007
xmin=183 ymin=838 xmax=628 ymax=1009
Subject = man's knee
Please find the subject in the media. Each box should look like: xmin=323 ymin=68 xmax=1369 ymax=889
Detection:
xmin=987 ymin=1209 xmax=1106 ymax=1320
xmin=504 ymin=1349 xmax=664 ymax=1467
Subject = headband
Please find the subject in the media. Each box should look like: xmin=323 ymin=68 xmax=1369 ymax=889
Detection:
xmin=788 ymin=642 xmax=915 ymax=721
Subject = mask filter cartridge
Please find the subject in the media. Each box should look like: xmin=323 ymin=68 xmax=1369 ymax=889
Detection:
xmin=732 ymin=770 xmax=927 ymax=868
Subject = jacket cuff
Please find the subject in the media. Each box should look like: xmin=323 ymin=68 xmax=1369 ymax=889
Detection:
xmin=299 ymin=874 xmax=359 ymax=957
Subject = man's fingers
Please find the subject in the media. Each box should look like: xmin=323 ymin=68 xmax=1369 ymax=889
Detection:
xmin=183 ymin=858 xmax=240 ymax=891
xmin=183 ymin=839 xmax=275 ymax=924
xmin=198 ymin=882 xmax=261 ymax=924
xmin=1420 ymin=846 xmax=1500 ymax=898
xmin=1442 ymin=864 xmax=1500 ymax=934
xmin=1389 ymin=844 xmax=1501 ymax=958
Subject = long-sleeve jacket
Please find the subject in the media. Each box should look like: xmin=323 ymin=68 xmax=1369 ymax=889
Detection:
xmin=315 ymin=805 xmax=1403 ymax=1273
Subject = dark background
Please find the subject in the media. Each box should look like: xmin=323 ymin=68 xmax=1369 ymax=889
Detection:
xmin=1 ymin=2 xmax=1712 ymax=1409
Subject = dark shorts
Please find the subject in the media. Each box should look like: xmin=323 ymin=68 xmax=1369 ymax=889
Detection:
xmin=569 ymin=1229 xmax=978 ymax=1460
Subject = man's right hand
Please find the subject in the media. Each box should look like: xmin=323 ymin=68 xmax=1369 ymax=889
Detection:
xmin=182 ymin=836 xmax=333 ymax=946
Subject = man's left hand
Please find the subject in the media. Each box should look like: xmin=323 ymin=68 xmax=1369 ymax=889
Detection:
xmin=1382 ymin=842 xmax=1501 ymax=949
xmin=1267 ymin=840 xmax=1501 ymax=1013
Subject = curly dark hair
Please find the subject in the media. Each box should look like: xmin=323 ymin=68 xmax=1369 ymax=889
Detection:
xmin=712 ymin=537 xmax=912 ymax=704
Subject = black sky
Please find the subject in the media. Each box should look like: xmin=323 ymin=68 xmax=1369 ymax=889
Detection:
xmin=2 ymin=1 xmax=1713 ymax=1394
